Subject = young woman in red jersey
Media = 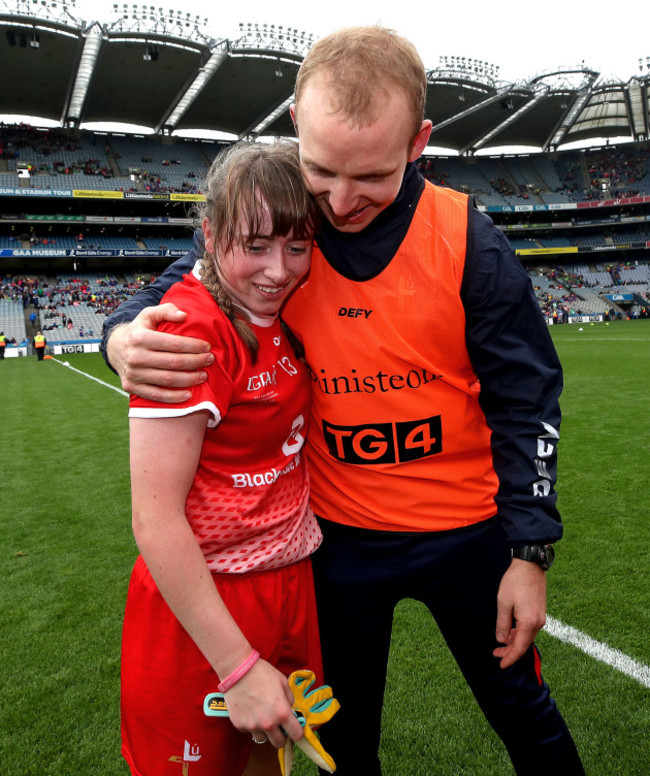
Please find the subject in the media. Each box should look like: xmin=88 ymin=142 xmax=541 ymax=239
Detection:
xmin=122 ymin=141 xmax=323 ymax=776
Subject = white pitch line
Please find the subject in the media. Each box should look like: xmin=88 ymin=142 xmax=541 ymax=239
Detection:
xmin=52 ymin=356 xmax=128 ymax=397
xmin=558 ymin=337 xmax=649 ymax=342
xmin=545 ymin=616 xmax=650 ymax=688
xmin=51 ymin=356 xmax=650 ymax=688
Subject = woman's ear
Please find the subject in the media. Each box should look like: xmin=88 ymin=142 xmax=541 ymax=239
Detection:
xmin=202 ymin=216 xmax=215 ymax=254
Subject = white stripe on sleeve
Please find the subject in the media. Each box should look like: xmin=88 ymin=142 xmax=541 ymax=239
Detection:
xmin=129 ymin=401 xmax=222 ymax=428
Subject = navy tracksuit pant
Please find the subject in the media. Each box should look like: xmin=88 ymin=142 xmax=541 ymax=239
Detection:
xmin=311 ymin=517 xmax=585 ymax=775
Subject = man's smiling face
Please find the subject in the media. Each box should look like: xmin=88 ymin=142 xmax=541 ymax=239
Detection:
xmin=293 ymin=75 xmax=429 ymax=234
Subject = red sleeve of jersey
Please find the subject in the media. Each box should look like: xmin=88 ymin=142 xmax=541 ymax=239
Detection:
xmin=129 ymin=276 xmax=247 ymax=426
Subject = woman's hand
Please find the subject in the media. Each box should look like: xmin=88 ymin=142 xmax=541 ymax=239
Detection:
xmin=224 ymin=660 xmax=304 ymax=748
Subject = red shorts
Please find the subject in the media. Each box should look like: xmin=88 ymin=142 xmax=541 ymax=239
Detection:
xmin=121 ymin=555 xmax=323 ymax=776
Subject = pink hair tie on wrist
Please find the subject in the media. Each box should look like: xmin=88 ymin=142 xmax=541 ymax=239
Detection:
xmin=217 ymin=649 xmax=261 ymax=693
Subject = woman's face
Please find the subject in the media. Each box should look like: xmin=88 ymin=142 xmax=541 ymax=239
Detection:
xmin=203 ymin=203 xmax=313 ymax=319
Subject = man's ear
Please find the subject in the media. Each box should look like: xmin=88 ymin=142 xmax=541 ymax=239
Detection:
xmin=290 ymin=103 xmax=298 ymax=135
xmin=407 ymin=120 xmax=433 ymax=163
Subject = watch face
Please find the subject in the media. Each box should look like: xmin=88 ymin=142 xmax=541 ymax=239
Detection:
xmin=541 ymin=544 xmax=555 ymax=570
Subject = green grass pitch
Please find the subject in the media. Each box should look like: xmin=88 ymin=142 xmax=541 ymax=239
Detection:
xmin=1 ymin=319 xmax=648 ymax=775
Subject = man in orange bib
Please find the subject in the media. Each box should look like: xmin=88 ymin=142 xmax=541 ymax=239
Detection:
xmin=102 ymin=26 xmax=584 ymax=776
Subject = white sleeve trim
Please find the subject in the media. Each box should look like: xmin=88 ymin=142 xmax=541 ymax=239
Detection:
xmin=129 ymin=401 xmax=222 ymax=428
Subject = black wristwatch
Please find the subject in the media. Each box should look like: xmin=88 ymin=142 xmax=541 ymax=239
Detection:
xmin=511 ymin=544 xmax=555 ymax=571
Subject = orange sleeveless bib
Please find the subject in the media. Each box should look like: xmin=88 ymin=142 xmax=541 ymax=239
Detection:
xmin=284 ymin=183 xmax=498 ymax=531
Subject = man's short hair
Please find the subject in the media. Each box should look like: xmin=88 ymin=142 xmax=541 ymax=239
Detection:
xmin=294 ymin=26 xmax=427 ymax=142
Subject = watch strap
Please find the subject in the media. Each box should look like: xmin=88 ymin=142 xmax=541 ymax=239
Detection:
xmin=511 ymin=544 xmax=555 ymax=570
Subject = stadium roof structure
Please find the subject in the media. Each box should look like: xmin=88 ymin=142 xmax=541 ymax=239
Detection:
xmin=2 ymin=0 xmax=650 ymax=153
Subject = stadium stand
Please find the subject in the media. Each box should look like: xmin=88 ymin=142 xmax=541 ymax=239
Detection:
xmin=0 ymin=297 xmax=27 ymax=344
xmin=141 ymin=236 xmax=194 ymax=251
xmin=4 ymin=123 xmax=650 ymax=201
xmin=12 ymin=271 xmax=164 ymax=343
xmin=106 ymin=135 xmax=210 ymax=193
xmin=1 ymin=4 xmax=649 ymax=329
